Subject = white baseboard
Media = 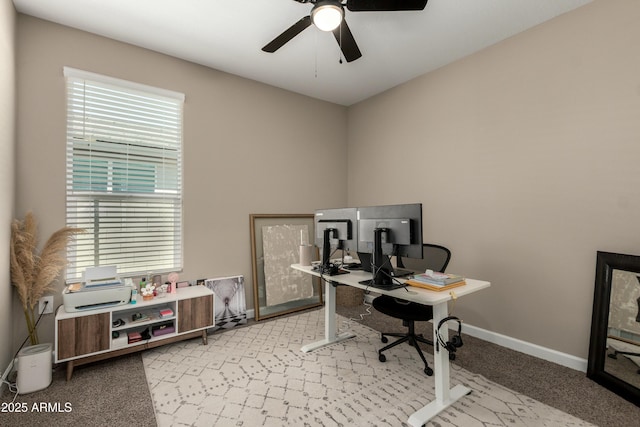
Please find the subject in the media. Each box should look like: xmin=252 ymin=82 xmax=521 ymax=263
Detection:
xmin=245 ymin=306 xmax=586 ymax=372
xmin=462 ymin=323 xmax=588 ymax=372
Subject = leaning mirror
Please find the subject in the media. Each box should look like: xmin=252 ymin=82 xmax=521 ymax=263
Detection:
xmin=250 ymin=214 xmax=322 ymax=321
xmin=588 ymin=251 xmax=640 ymax=405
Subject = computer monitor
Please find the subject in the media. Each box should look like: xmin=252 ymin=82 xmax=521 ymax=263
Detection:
xmin=314 ymin=207 xmax=358 ymax=273
xmin=357 ymin=203 xmax=423 ymax=288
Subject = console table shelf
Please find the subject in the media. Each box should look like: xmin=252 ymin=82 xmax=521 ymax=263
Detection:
xmin=55 ymin=286 xmax=214 ymax=380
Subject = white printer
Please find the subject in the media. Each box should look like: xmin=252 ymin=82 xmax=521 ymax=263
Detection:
xmin=62 ymin=266 xmax=132 ymax=312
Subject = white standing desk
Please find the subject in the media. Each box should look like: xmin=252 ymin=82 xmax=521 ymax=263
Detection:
xmin=291 ymin=264 xmax=490 ymax=426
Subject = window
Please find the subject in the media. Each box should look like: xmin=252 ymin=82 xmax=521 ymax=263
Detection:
xmin=64 ymin=67 xmax=184 ymax=281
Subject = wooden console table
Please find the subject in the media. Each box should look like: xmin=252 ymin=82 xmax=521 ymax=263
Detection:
xmin=55 ymin=286 xmax=214 ymax=380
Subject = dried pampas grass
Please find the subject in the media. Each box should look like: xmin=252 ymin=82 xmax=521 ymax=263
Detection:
xmin=10 ymin=212 xmax=83 ymax=344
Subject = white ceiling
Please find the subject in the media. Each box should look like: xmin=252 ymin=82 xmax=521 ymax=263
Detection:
xmin=13 ymin=0 xmax=592 ymax=106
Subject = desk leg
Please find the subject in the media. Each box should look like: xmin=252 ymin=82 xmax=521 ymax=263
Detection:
xmin=407 ymin=302 xmax=471 ymax=426
xmin=301 ymin=279 xmax=355 ymax=353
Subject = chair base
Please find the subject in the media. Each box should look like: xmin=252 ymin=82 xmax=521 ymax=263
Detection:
xmin=378 ymin=320 xmax=434 ymax=376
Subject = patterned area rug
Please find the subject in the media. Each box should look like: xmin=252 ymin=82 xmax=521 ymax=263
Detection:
xmin=142 ymin=309 xmax=594 ymax=426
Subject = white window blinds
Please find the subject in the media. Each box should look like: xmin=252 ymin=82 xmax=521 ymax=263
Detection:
xmin=64 ymin=67 xmax=184 ymax=281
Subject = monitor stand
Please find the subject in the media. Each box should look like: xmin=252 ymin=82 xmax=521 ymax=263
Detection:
xmin=358 ymin=276 xmax=404 ymax=291
xmin=320 ymin=228 xmax=350 ymax=276
xmin=358 ymin=227 xmax=403 ymax=290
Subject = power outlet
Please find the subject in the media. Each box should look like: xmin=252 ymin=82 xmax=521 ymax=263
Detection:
xmin=39 ymin=296 xmax=54 ymax=315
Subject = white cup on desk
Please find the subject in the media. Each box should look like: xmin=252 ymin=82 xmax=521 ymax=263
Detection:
xmin=299 ymin=245 xmax=313 ymax=266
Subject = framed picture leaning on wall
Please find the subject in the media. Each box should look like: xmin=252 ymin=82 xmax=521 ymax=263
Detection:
xmin=204 ymin=275 xmax=247 ymax=331
xmin=250 ymin=214 xmax=322 ymax=321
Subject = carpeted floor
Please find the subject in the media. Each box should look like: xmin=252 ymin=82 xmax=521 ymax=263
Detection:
xmin=1 ymin=304 xmax=639 ymax=426
xmin=143 ymin=308 xmax=594 ymax=426
xmin=0 ymin=352 xmax=155 ymax=427
xmin=337 ymin=303 xmax=640 ymax=427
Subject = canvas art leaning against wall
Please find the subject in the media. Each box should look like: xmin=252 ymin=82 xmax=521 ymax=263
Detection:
xmin=205 ymin=275 xmax=247 ymax=331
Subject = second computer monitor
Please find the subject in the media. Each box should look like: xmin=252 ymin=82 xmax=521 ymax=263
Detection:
xmin=357 ymin=203 xmax=423 ymax=259
xmin=315 ymin=207 xmax=358 ymax=267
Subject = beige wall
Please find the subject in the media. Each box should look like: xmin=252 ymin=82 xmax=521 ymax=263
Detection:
xmin=15 ymin=15 xmax=348 ymax=349
xmin=1 ymin=0 xmax=16 ymax=373
xmin=13 ymin=1 xmax=640 ymax=362
xmin=347 ymin=0 xmax=640 ymax=358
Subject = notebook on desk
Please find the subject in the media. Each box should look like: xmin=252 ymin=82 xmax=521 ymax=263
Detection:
xmin=356 ymin=252 xmax=415 ymax=278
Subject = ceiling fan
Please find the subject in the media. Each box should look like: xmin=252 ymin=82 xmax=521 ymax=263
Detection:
xmin=262 ymin=0 xmax=429 ymax=63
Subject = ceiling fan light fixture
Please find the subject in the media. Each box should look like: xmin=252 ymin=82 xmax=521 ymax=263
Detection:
xmin=311 ymin=1 xmax=344 ymax=32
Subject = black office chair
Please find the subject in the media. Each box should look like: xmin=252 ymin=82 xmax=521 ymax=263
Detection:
xmin=372 ymin=244 xmax=452 ymax=376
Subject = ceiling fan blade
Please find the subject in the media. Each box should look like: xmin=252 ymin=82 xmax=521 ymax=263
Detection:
xmin=346 ymin=0 xmax=428 ymax=12
xmin=332 ymin=19 xmax=362 ymax=63
xmin=262 ymin=15 xmax=312 ymax=53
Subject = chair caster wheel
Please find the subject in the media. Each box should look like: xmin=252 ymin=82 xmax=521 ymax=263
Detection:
xmin=424 ymin=367 xmax=433 ymax=376
xmin=381 ymin=336 xmax=388 ymax=343
xmin=379 ymin=353 xmax=386 ymax=362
